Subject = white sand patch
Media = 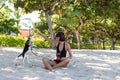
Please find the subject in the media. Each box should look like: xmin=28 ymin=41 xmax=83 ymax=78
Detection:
xmin=0 ymin=47 xmax=120 ymax=80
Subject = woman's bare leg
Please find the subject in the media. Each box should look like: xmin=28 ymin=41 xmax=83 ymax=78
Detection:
xmin=42 ymin=58 xmax=56 ymax=71
xmin=53 ymin=58 xmax=70 ymax=69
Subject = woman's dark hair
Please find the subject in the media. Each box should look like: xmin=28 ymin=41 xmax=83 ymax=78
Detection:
xmin=55 ymin=32 xmax=65 ymax=41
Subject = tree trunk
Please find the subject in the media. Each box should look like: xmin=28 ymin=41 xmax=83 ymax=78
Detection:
xmin=102 ymin=39 xmax=105 ymax=49
xmin=97 ymin=37 xmax=102 ymax=49
xmin=74 ymin=17 xmax=83 ymax=49
xmin=75 ymin=31 xmax=80 ymax=49
xmin=46 ymin=13 xmax=54 ymax=48
xmin=110 ymin=38 xmax=115 ymax=50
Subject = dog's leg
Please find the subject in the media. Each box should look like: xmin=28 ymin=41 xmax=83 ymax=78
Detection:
xmin=23 ymin=51 xmax=31 ymax=64
xmin=23 ymin=54 xmax=28 ymax=64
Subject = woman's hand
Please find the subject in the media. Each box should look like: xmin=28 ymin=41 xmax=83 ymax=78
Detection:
xmin=61 ymin=57 xmax=66 ymax=60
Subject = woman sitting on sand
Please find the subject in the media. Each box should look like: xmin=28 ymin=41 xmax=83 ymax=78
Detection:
xmin=36 ymin=29 xmax=72 ymax=71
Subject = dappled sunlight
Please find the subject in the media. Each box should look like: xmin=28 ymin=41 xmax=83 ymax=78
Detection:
xmin=1 ymin=67 xmax=15 ymax=72
xmin=0 ymin=47 xmax=22 ymax=52
xmin=104 ymin=59 xmax=120 ymax=64
xmin=61 ymin=77 xmax=73 ymax=80
xmin=23 ymin=76 xmax=39 ymax=80
xmin=0 ymin=48 xmax=120 ymax=80
xmin=0 ymin=54 xmax=3 ymax=56
xmin=37 ymin=52 xmax=44 ymax=55
xmin=74 ymin=53 xmax=87 ymax=58
xmin=85 ymin=62 xmax=111 ymax=70
xmin=116 ymin=76 xmax=120 ymax=80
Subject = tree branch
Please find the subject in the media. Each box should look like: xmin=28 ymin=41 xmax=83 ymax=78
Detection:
xmin=115 ymin=32 xmax=120 ymax=36
xmin=51 ymin=0 xmax=62 ymax=11
xmin=0 ymin=3 xmax=5 ymax=10
xmin=77 ymin=17 xmax=83 ymax=31
xmin=41 ymin=0 xmax=45 ymax=10
xmin=0 ymin=12 xmax=4 ymax=16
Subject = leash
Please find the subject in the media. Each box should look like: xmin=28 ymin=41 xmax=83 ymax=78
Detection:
xmin=30 ymin=47 xmax=39 ymax=56
xmin=29 ymin=42 xmax=39 ymax=56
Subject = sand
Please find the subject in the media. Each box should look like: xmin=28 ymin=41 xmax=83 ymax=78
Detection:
xmin=0 ymin=47 xmax=120 ymax=80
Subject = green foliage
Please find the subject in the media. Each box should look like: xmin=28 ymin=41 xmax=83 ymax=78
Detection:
xmin=0 ymin=18 xmax=19 ymax=34
xmin=0 ymin=1 xmax=20 ymax=35
xmin=69 ymin=42 xmax=77 ymax=49
xmin=14 ymin=0 xmax=63 ymax=14
xmin=2 ymin=0 xmax=120 ymax=50
xmin=0 ymin=35 xmax=51 ymax=48
xmin=0 ymin=35 xmax=25 ymax=47
xmin=34 ymin=19 xmax=48 ymax=33
xmin=70 ymin=42 xmax=98 ymax=49
xmin=33 ymin=40 xmax=51 ymax=48
xmin=81 ymin=44 xmax=97 ymax=49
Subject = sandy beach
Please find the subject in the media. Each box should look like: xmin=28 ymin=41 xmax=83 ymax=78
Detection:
xmin=0 ymin=47 xmax=120 ymax=80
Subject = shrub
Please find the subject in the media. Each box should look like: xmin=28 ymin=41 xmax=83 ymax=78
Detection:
xmin=32 ymin=39 xmax=51 ymax=48
xmin=81 ymin=44 xmax=97 ymax=49
xmin=0 ymin=35 xmax=51 ymax=48
xmin=69 ymin=42 xmax=77 ymax=49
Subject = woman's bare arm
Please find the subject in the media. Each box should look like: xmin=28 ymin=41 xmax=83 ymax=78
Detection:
xmin=66 ymin=43 xmax=72 ymax=59
xmin=36 ymin=29 xmax=58 ymax=44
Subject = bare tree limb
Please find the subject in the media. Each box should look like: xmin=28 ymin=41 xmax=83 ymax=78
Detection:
xmin=41 ymin=0 xmax=45 ymax=10
xmin=0 ymin=3 xmax=5 ymax=10
xmin=115 ymin=32 xmax=120 ymax=36
xmin=0 ymin=12 xmax=4 ymax=16
xmin=51 ymin=0 xmax=63 ymax=11
xmin=77 ymin=17 xmax=83 ymax=31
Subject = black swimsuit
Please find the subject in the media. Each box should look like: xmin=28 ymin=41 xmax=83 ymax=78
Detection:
xmin=54 ymin=42 xmax=67 ymax=63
